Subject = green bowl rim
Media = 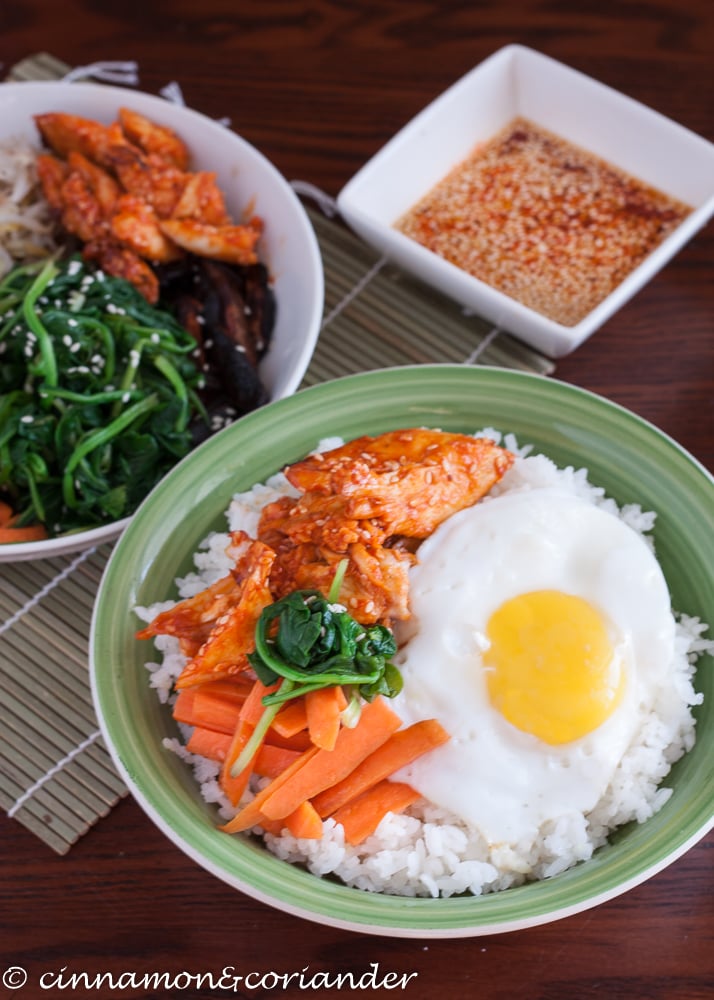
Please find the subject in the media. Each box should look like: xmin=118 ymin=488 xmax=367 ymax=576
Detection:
xmin=90 ymin=364 xmax=714 ymax=937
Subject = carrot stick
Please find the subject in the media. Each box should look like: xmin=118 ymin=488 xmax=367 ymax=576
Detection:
xmin=253 ymin=743 xmax=303 ymax=779
xmin=331 ymin=780 xmax=421 ymax=845
xmin=239 ymin=677 xmax=281 ymax=726
xmin=305 ymin=685 xmax=348 ymax=751
xmin=183 ymin=724 xmax=303 ymax=781
xmin=185 ymin=726 xmax=232 ymax=762
xmin=312 ymin=719 xmax=449 ymax=818
xmin=0 ymin=501 xmax=15 ymax=525
xmin=265 ymin=728 xmax=313 ymax=752
xmin=0 ymin=524 xmax=48 ymax=543
xmin=284 ymin=799 xmax=323 ymax=840
xmin=220 ymin=718 xmax=256 ymax=805
xmin=260 ymin=696 xmax=402 ymax=821
xmin=172 ymin=684 xmax=245 ymax=734
xmin=220 ymin=745 xmax=321 ymax=834
xmin=271 ymin=698 xmax=308 ymax=738
xmin=172 ymin=689 xmax=198 ymax=725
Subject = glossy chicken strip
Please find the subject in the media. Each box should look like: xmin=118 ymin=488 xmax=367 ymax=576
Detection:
xmin=258 ymin=493 xmax=386 ymax=552
xmin=171 ymin=171 xmax=231 ymax=226
xmin=118 ymin=106 xmax=190 ymax=169
xmin=103 ymin=144 xmax=188 ymax=219
xmin=111 ymin=194 xmax=184 ymax=263
xmin=83 ymin=238 xmax=161 ymax=304
xmin=136 ymin=570 xmax=244 ymax=644
xmin=159 ymin=217 xmax=262 ymax=265
xmin=265 ymin=538 xmax=413 ymax=625
xmin=285 ymin=429 xmax=515 ymax=538
xmin=35 ymin=154 xmax=69 ymax=210
xmin=174 ymin=534 xmax=276 ymax=688
xmin=55 ymin=171 xmax=109 ymax=244
xmin=34 ymin=112 xmax=124 ymax=164
xmin=66 ymin=151 xmax=121 ymax=216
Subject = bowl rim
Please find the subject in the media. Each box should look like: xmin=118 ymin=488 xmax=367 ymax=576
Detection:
xmin=89 ymin=364 xmax=714 ymax=937
xmin=0 ymin=78 xmax=324 ymax=563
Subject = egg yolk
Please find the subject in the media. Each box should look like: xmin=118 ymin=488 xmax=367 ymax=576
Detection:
xmin=483 ymin=590 xmax=624 ymax=744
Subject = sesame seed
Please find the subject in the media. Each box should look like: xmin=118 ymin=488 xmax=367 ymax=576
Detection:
xmin=395 ymin=117 xmax=690 ymax=326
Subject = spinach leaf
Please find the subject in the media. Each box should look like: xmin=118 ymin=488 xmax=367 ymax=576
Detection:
xmin=0 ymin=256 xmax=208 ymax=535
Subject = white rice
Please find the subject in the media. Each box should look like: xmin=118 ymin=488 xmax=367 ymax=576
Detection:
xmin=136 ymin=432 xmax=712 ymax=898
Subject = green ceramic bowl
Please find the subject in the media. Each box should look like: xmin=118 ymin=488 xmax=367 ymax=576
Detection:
xmin=89 ymin=365 xmax=714 ymax=937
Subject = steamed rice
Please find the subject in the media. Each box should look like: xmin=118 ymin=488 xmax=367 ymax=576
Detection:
xmin=136 ymin=431 xmax=711 ymax=898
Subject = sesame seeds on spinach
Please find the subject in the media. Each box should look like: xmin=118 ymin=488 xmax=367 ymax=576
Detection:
xmin=0 ymin=254 xmax=208 ymax=536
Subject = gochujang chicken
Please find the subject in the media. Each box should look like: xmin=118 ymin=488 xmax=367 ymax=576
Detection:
xmin=34 ymin=107 xmax=262 ymax=303
xmin=137 ymin=429 xmax=515 ymax=689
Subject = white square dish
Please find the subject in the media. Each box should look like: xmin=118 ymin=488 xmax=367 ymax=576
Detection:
xmin=337 ymin=45 xmax=714 ymax=358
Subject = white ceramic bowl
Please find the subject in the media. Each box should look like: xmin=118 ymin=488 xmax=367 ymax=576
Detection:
xmin=337 ymin=45 xmax=714 ymax=359
xmin=0 ymin=80 xmax=324 ymax=562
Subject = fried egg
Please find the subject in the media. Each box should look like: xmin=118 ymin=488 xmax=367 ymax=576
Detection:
xmin=392 ymin=486 xmax=676 ymax=847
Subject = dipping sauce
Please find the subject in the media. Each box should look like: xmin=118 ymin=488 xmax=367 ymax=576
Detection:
xmin=394 ymin=117 xmax=691 ymax=326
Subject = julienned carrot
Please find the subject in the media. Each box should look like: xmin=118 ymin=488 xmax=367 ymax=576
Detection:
xmin=239 ymin=678 xmax=281 ymax=726
xmin=271 ymin=698 xmax=308 ymax=738
xmin=173 ymin=683 xmax=246 ymax=735
xmin=220 ymin=745 xmax=321 ymax=834
xmin=284 ymin=799 xmax=323 ymax=840
xmin=0 ymin=524 xmax=48 ymax=543
xmin=305 ymin=685 xmax=348 ymax=751
xmin=265 ymin=728 xmax=312 ymax=752
xmin=260 ymin=696 xmax=402 ymax=821
xmin=0 ymin=501 xmax=48 ymax=542
xmin=186 ymin=726 xmax=232 ymax=762
xmin=253 ymin=804 xmax=321 ymax=839
xmin=331 ymin=780 xmax=421 ymax=845
xmin=253 ymin=743 xmax=303 ymax=779
xmin=220 ymin=718 xmax=256 ymax=805
xmin=312 ymin=719 xmax=450 ymax=818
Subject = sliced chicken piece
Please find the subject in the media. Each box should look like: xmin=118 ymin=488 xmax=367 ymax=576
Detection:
xmin=35 ymin=153 xmax=68 ymax=211
xmin=82 ymin=238 xmax=160 ymax=304
xmin=285 ymin=429 xmax=515 ymax=538
xmin=104 ymin=143 xmax=188 ymax=218
xmin=159 ymin=217 xmax=262 ymax=265
xmin=118 ymin=106 xmax=190 ymax=169
xmin=175 ymin=533 xmax=276 ymax=688
xmin=171 ymin=170 xmax=231 ymax=226
xmin=66 ymin=151 xmax=121 ymax=217
xmin=58 ymin=171 xmax=111 ymax=244
xmin=34 ymin=112 xmax=125 ymax=165
xmin=110 ymin=194 xmax=184 ymax=263
xmin=136 ymin=572 xmax=244 ymax=645
xmin=258 ymin=493 xmax=386 ymax=553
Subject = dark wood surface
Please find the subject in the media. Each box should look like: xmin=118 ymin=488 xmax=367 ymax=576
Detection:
xmin=1 ymin=2 xmax=712 ymax=997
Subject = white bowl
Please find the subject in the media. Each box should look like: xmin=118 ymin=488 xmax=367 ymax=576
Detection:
xmin=337 ymin=45 xmax=714 ymax=359
xmin=0 ymin=80 xmax=324 ymax=562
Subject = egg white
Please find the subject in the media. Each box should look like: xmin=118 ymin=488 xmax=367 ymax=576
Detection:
xmin=392 ymin=486 xmax=676 ymax=847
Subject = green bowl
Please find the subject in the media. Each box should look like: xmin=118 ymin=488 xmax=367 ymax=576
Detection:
xmin=89 ymin=365 xmax=714 ymax=937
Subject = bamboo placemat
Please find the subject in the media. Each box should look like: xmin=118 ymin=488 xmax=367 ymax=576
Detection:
xmin=0 ymin=54 xmax=554 ymax=854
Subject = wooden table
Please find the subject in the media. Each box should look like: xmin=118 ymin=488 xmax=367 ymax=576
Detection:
xmin=1 ymin=2 xmax=712 ymax=997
